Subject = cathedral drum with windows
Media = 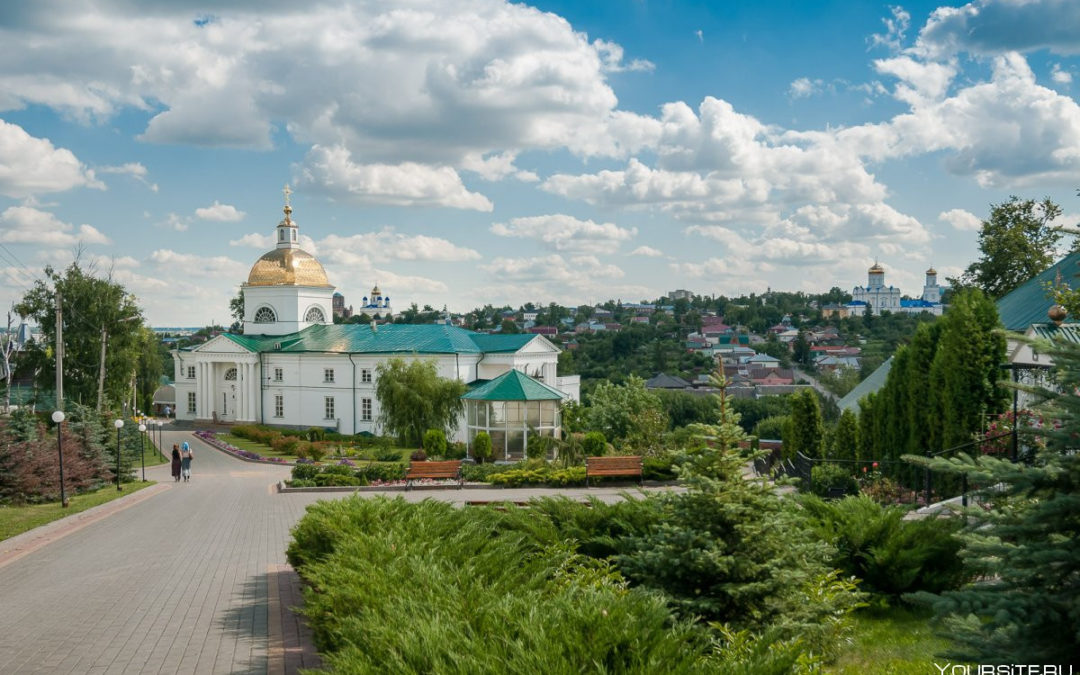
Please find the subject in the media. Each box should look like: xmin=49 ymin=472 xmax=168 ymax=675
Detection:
xmin=242 ymin=189 xmax=334 ymax=336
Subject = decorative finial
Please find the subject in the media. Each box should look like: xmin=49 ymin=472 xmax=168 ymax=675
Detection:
xmin=282 ymin=184 xmax=293 ymax=222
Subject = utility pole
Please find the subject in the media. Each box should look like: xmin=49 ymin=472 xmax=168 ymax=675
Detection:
xmin=97 ymin=324 xmax=107 ymax=412
xmin=55 ymin=291 xmax=63 ymax=410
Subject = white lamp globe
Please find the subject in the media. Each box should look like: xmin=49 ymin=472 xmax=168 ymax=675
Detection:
xmin=51 ymin=411 xmax=65 ymax=424
xmin=114 ymin=419 xmax=124 ymax=429
xmin=138 ymin=424 xmax=146 ymax=432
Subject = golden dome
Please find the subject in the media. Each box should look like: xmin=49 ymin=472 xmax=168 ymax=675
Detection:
xmin=245 ymin=248 xmax=332 ymax=287
xmin=869 ymin=262 xmax=884 ymax=273
xmin=926 ymin=266 xmax=937 ymax=275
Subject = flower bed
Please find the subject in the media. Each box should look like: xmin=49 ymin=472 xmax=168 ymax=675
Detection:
xmin=195 ymin=430 xmax=292 ymax=465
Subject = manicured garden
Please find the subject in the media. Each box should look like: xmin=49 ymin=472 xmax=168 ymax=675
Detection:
xmin=286 ymin=436 xmax=971 ymax=672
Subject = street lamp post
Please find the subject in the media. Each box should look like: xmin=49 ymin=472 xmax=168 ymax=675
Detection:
xmin=52 ymin=410 xmax=68 ymax=508
xmin=114 ymin=418 xmax=124 ymax=490
xmin=138 ymin=423 xmax=147 ymax=482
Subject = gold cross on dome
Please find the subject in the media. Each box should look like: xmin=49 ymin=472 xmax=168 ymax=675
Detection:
xmin=283 ymin=184 xmax=292 ymax=207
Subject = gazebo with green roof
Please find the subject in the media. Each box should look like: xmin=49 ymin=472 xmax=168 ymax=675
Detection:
xmin=461 ymin=369 xmax=566 ymax=461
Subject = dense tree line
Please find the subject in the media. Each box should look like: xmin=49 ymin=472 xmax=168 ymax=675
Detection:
xmin=856 ymin=290 xmax=1006 ymax=473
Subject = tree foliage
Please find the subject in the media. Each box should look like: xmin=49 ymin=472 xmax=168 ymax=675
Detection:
xmin=783 ymin=389 xmax=825 ymax=459
xmin=374 ymin=358 xmax=465 ymax=447
xmin=585 ymin=375 xmax=668 ymax=452
xmin=910 ymin=336 xmax=1080 ymax=665
xmin=15 ymin=260 xmax=153 ymax=410
xmin=856 ymin=289 xmax=1005 ymax=474
xmin=954 ymin=196 xmax=1065 ymax=299
xmin=830 ymin=408 xmax=859 ymax=461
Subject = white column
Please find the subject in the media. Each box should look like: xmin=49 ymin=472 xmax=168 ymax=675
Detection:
xmin=197 ymin=362 xmax=205 ymax=418
xmin=244 ymin=362 xmax=254 ymax=421
xmin=251 ymin=362 xmax=259 ymax=421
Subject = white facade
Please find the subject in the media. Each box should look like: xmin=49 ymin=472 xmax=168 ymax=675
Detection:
xmin=174 ymin=186 xmax=579 ymax=439
xmin=172 ymin=331 xmax=579 ymax=441
xmin=848 ymin=264 xmax=944 ymax=316
xmin=851 ymin=264 xmax=901 ymax=315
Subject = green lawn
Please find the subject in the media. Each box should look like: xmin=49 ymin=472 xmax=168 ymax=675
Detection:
xmin=218 ymin=433 xmax=412 ymax=462
xmin=0 ymin=480 xmax=156 ymax=541
xmin=219 ymin=433 xmax=300 ymax=460
xmin=827 ymin=605 xmax=956 ymax=674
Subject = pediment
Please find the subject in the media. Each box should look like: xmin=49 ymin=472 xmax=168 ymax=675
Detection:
xmin=192 ymin=335 xmax=253 ymax=354
xmin=517 ymin=335 xmax=560 ymax=354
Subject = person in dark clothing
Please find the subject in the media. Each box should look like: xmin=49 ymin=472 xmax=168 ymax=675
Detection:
xmin=171 ymin=444 xmax=182 ymax=482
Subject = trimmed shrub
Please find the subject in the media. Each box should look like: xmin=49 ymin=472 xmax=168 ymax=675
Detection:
xmin=375 ymin=447 xmax=403 ymax=462
xmin=527 ymin=434 xmax=556 ymax=461
xmin=354 ymin=462 xmax=407 ymax=483
xmin=307 ymin=443 xmax=328 ymax=463
xmin=582 ymin=431 xmax=607 ymax=456
xmin=445 ymin=441 xmax=467 ymax=460
xmin=642 ymin=454 xmax=677 ymax=481
xmin=461 ymin=462 xmax=514 ymax=483
xmin=292 ymin=463 xmax=320 ymax=481
xmin=472 ymin=432 xmax=493 ymax=463
xmin=409 ymin=449 xmax=427 ymax=462
xmin=810 ymin=464 xmax=858 ymax=498
xmin=307 ymin=427 xmax=326 ymax=442
xmin=422 ymin=429 xmax=447 ymax=456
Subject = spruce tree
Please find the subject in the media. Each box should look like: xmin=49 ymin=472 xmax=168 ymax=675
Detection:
xmin=831 ymin=408 xmax=859 ymax=461
xmin=783 ymin=389 xmax=825 ymax=459
xmin=910 ymin=336 xmax=1080 ymax=665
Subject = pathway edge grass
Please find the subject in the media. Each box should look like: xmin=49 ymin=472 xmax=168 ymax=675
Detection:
xmin=0 ymin=480 xmax=156 ymax=541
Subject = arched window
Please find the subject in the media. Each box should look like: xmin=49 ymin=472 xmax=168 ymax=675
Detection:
xmin=305 ymin=307 xmax=326 ymax=323
xmin=224 ymin=368 xmax=238 ymax=381
xmin=254 ymin=306 xmax=276 ymax=323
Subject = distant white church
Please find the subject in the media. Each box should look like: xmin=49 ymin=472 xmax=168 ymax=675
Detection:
xmin=847 ymin=262 xmax=943 ymax=316
xmin=173 ymin=188 xmax=580 ymax=458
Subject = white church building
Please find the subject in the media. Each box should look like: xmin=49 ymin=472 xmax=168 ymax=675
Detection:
xmin=172 ymin=190 xmax=580 ymax=448
xmin=847 ymin=262 xmax=944 ymax=316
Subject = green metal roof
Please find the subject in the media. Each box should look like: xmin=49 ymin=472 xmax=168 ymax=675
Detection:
xmin=221 ymin=324 xmax=544 ymax=355
xmin=470 ymin=333 xmax=538 ymax=353
xmin=460 ymin=369 xmax=566 ymax=401
xmin=996 ymin=250 xmax=1080 ymax=331
xmin=1029 ymin=323 xmax=1080 ymax=343
xmin=837 ymin=356 xmax=892 ymax=413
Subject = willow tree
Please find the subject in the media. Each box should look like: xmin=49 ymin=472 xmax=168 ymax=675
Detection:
xmin=374 ymin=358 xmax=466 ymax=447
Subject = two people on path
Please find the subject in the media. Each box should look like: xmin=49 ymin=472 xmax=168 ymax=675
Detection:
xmin=170 ymin=442 xmax=194 ymax=482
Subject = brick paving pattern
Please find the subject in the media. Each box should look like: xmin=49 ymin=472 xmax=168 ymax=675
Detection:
xmin=0 ymin=427 xmax=671 ymax=674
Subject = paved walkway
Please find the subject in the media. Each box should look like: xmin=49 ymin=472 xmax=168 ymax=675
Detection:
xmin=0 ymin=428 xmax=667 ymax=674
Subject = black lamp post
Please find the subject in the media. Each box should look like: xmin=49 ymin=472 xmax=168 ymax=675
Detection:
xmin=52 ymin=410 xmax=69 ymax=507
xmin=114 ymin=418 xmax=124 ymax=490
xmin=138 ymin=423 xmax=147 ymax=482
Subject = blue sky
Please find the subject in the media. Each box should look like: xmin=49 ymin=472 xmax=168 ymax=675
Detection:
xmin=1 ymin=0 xmax=1079 ymax=326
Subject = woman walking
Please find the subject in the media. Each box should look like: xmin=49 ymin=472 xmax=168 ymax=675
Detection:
xmin=170 ymin=444 xmax=182 ymax=482
xmin=180 ymin=442 xmax=193 ymax=482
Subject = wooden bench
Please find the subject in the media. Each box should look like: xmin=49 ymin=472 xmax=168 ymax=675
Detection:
xmin=405 ymin=460 xmax=463 ymax=489
xmin=585 ymin=455 xmax=643 ymax=487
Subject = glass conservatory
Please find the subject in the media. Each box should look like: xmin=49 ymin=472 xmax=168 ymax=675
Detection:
xmin=462 ymin=369 xmax=565 ymax=461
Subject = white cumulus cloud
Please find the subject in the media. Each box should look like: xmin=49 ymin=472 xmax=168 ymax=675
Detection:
xmin=490 ymin=214 xmax=636 ymax=253
xmin=295 ymin=145 xmax=494 ymax=211
xmin=0 ymin=206 xmax=109 ymax=246
xmin=939 ymin=208 xmax=983 ymax=231
xmin=195 ymin=201 xmax=246 ymax=222
xmin=0 ymin=119 xmax=104 ymax=197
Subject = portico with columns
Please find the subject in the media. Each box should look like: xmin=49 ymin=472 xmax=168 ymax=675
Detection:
xmin=175 ymin=339 xmax=261 ymax=424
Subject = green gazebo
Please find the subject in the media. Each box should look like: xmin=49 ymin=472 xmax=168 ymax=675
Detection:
xmin=462 ymin=369 xmax=566 ymax=461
